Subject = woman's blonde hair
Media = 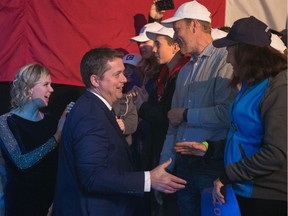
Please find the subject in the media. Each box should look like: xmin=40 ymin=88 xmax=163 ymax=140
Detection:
xmin=10 ymin=63 xmax=51 ymax=110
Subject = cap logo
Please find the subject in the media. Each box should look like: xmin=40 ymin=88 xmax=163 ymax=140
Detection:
xmin=126 ymin=55 xmax=135 ymax=61
xmin=140 ymin=27 xmax=147 ymax=34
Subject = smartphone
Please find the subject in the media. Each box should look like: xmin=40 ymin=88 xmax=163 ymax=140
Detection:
xmin=155 ymin=0 xmax=175 ymax=11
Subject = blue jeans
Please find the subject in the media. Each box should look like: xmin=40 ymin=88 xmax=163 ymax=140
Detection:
xmin=176 ymin=156 xmax=223 ymax=216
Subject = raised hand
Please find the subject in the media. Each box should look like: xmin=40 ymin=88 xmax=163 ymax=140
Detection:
xmin=150 ymin=0 xmax=165 ymax=20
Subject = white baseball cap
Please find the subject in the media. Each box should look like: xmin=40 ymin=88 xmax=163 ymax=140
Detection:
xmin=162 ymin=1 xmax=211 ymax=24
xmin=146 ymin=26 xmax=175 ymax=40
xmin=211 ymin=28 xmax=228 ymax=40
xmin=130 ymin=22 xmax=163 ymax=42
xmin=123 ymin=53 xmax=142 ymax=66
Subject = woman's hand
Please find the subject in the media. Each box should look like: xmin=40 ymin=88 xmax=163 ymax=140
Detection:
xmin=54 ymin=101 xmax=75 ymax=142
xmin=212 ymin=178 xmax=225 ymax=205
xmin=174 ymin=141 xmax=207 ymax=156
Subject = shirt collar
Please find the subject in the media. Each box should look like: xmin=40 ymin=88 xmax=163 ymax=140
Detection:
xmin=190 ymin=42 xmax=215 ymax=62
xmin=89 ymin=90 xmax=112 ymax=111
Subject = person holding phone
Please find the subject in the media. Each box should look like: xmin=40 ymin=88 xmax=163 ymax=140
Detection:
xmin=155 ymin=0 xmax=174 ymax=12
xmin=148 ymin=0 xmax=174 ymax=23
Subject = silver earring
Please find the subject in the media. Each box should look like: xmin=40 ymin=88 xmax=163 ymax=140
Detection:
xmin=28 ymin=90 xmax=32 ymax=100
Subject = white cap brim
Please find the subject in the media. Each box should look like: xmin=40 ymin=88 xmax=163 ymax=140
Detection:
xmin=130 ymin=34 xmax=150 ymax=42
xmin=146 ymin=27 xmax=175 ymax=40
xmin=130 ymin=22 xmax=164 ymax=42
xmin=161 ymin=16 xmax=184 ymax=24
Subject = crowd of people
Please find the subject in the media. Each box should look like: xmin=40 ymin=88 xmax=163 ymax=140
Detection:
xmin=0 ymin=0 xmax=286 ymax=216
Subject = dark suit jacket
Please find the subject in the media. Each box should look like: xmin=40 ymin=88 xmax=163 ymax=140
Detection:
xmin=52 ymin=91 xmax=145 ymax=216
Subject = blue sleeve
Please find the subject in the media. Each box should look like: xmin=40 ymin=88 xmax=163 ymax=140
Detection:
xmin=0 ymin=114 xmax=57 ymax=170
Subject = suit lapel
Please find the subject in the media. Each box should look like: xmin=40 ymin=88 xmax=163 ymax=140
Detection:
xmin=104 ymin=108 xmax=135 ymax=164
xmin=86 ymin=91 xmax=134 ymax=163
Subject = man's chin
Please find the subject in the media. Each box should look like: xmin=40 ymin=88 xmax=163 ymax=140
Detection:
xmin=117 ymin=93 xmax=123 ymax=100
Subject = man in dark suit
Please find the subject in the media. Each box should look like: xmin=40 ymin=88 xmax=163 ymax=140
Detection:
xmin=52 ymin=47 xmax=186 ymax=216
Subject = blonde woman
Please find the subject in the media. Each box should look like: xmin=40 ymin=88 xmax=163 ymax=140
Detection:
xmin=0 ymin=63 xmax=72 ymax=216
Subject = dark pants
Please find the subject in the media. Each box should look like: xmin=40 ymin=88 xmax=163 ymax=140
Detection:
xmin=176 ymin=156 xmax=224 ymax=216
xmin=237 ymin=196 xmax=287 ymax=216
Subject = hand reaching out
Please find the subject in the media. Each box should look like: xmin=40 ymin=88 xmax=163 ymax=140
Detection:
xmin=150 ymin=158 xmax=186 ymax=193
xmin=174 ymin=141 xmax=207 ymax=156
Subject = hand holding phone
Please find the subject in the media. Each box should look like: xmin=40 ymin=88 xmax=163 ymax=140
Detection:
xmin=155 ymin=0 xmax=175 ymax=12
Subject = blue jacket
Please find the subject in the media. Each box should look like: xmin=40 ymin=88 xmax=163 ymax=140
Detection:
xmin=223 ymin=71 xmax=287 ymax=201
xmin=225 ymin=79 xmax=268 ymax=197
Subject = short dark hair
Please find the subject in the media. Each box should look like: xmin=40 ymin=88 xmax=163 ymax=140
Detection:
xmin=80 ymin=47 xmax=124 ymax=88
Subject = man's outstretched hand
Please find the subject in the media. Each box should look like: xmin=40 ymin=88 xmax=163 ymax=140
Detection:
xmin=150 ymin=158 xmax=186 ymax=193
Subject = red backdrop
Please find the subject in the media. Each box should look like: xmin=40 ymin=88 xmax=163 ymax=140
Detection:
xmin=0 ymin=0 xmax=225 ymax=86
